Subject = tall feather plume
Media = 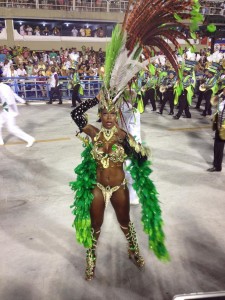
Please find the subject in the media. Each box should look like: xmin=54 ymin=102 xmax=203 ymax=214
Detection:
xmin=101 ymin=0 xmax=203 ymax=107
xmin=123 ymin=0 xmax=202 ymax=75
xmin=104 ymin=24 xmax=125 ymax=90
xmin=110 ymin=45 xmax=148 ymax=98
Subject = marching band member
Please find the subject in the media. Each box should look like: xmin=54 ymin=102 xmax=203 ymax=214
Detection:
xmin=173 ymin=66 xmax=194 ymax=120
xmin=158 ymin=70 xmax=177 ymax=115
xmin=143 ymin=71 xmax=157 ymax=111
xmin=207 ymin=89 xmax=225 ymax=172
xmin=200 ymin=64 xmax=219 ymax=117
xmin=195 ymin=69 xmax=208 ymax=109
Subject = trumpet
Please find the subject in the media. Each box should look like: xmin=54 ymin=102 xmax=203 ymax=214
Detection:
xmin=159 ymin=85 xmax=168 ymax=93
xmin=199 ymin=84 xmax=206 ymax=92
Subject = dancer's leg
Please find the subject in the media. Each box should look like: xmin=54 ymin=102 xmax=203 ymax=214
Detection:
xmin=85 ymin=186 xmax=105 ymax=280
xmin=6 ymin=114 xmax=35 ymax=147
xmin=111 ymin=187 xmax=144 ymax=267
xmin=0 ymin=113 xmax=5 ymax=145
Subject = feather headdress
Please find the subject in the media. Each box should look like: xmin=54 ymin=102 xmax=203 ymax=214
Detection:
xmin=100 ymin=0 xmax=203 ymax=110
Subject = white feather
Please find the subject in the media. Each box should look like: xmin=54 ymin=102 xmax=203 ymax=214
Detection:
xmin=110 ymin=45 xmax=148 ymax=96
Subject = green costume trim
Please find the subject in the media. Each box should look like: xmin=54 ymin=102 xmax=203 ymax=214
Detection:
xmin=70 ymin=142 xmax=97 ymax=248
xmin=70 ymin=141 xmax=169 ymax=261
xmin=127 ymin=157 xmax=170 ymax=261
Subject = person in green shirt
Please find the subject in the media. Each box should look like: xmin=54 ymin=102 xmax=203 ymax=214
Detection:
xmin=173 ymin=68 xmax=194 ymax=120
xmin=49 ymin=49 xmax=58 ymax=60
xmin=143 ymin=72 xmax=158 ymax=111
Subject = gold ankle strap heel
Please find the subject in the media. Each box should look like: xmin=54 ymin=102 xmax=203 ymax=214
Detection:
xmin=85 ymin=229 xmax=99 ymax=280
xmin=125 ymin=222 xmax=145 ymax=268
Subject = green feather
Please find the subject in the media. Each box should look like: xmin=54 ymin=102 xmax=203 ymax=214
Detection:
xmin=178 ymin=47 xmax=183 ymax=56
xmin=104 ymin=24 xmax=125 ymax=89
xmin=127 ymin=157 xmax=170 ymax=261
xmin=207 ymin=24 xmax=217 ymax=33
xmin=190 ymin=32 xmax=197 ymax=40
xmin=149 ymin=64 xmax=156 ymax=75
xmin=70 ymin=142 xmax=97 ymax=248
xmin=190 ymin=0 xmax=203 ymax=32
xmin=174 ymin=13 xmax=182 ymax=21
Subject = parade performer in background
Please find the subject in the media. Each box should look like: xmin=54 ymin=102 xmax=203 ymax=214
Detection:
xmin=158 ymin=70 xmax=176 ymax=115
xmin=47 ymin=67 xmax=62 ymax=105
xmin=0 ymin=77 xmax=35 ymax=147
xmin=200 ymin=64 xmax=219 ymax=116
xmin=69 ymin=0 xmax=203 ymax=281
xmin=120 ymin=91 xmax=142 ymax=205
xmin=208 ymin=89 xmax=225 ymax=172
xmin=143 ymin=71 xmax=157 ymax=111
xmin=173 ymin=63 xmax=195 ymax=120
xmin=70 ymin=67 xmax=83 ymax=108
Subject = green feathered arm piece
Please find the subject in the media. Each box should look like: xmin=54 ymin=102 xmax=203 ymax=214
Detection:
xmin=70 ymin=142 xmax=97 ymax=248
xmin=127 ymin=157 xmax=170 ymax=261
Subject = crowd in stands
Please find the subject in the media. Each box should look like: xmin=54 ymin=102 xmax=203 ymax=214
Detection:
xmin=200 ymin=0 xmax=225 ymax=15
xmin=0 ymin=45 xmax=105 ymax=79
xmin=18 ymin=24 xmax=105 ymax=37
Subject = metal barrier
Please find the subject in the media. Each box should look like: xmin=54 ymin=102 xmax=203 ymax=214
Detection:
xmin=0 ymin=0 xmax=129 ymax=13
xmin=2 ymin=76 xmax=103 ymax=101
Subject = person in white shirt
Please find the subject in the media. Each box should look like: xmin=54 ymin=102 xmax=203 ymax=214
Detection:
xmin=119 ymin=92 xmax=141 ymax=205
xmin=2 ymin=59 xmax=12 ymax=77
xmin=17 ymin=64 xmax=27 ymax=97
xmin=69 ymin=49 xmax=79 ymax=63
xmin=3 ymin=65 xmax=19 ymax=92
xmin=17 ymin=64 xmax=27 ymax=77
xmin=47 ymin=67 xmax=62 ymax=104
xmin=0 ymin=79 xmax=35 ymax=147
xmin=71 ymin=26 xmax=78 ymax=37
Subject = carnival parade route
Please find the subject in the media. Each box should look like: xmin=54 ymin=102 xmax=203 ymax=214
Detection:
xmin=0 ymin=102 xmax=224 ymax=300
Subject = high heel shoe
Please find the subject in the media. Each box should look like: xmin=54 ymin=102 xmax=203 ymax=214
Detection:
xmin=125 ymin=222 xmax=145 ymax=268
xmin=128 ymin=248 xmax=145 ymax=268
xmin=85 ymin=248 xmax=96 ymax=280
xmin=85 ymin=229 xmax=98 ymax=280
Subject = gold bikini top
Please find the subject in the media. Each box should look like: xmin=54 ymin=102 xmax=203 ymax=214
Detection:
xmin=91 ymin=126 xmax=127 ymax=168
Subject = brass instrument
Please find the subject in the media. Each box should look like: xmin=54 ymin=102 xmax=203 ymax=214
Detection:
xmin=159 ymin=85 xmax=167 ymax=93
xmin=199 ymin=84 xmax=206 ymax=92
xmin=210 ymin=91 xmax=223 ymax=106
xmin=210 ymin=95 xmax=219 ymax=106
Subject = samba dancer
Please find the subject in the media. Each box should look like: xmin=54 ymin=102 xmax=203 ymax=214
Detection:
xmin=69 ymin=0 xmax=202 ymax=281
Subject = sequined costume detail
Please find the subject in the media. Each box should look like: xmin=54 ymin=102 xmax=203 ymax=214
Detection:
xmin=91 ymin=126 xmax=127 ymax=168
xmin=97 ymin=178 xmax=126 ymax=207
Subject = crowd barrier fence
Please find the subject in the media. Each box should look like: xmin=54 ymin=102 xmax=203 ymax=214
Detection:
xmin=2 ymin=76 xmax=102 ymax=101
xmin=0 ymin=0 xmax=129 ymax=13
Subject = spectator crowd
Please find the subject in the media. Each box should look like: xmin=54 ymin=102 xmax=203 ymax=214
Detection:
xmin=0 ymin=45 xmax=105 ymax=79
xmin=18 ymin=24 xmax=106 ymax=37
